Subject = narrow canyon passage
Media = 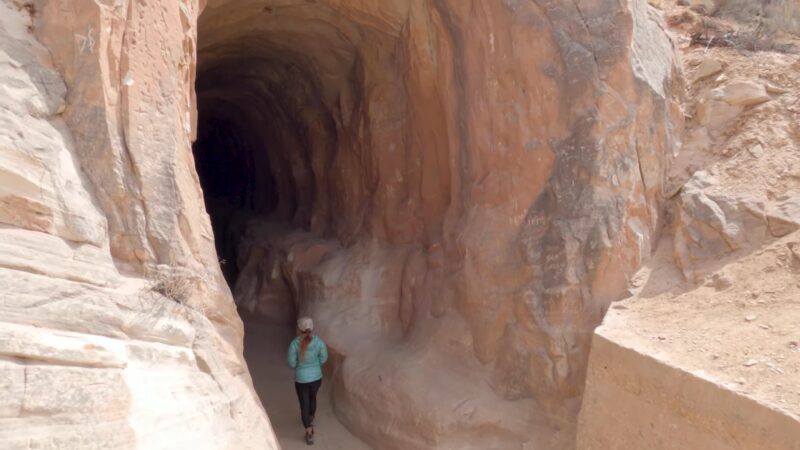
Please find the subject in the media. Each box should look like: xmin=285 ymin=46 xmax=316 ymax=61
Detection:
xmin=192 ymin=44 xmax=371 ymax=446
xmin=193 ymin=1 xmax=379 ymax=444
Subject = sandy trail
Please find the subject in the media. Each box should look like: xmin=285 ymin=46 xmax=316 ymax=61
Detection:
xmin=244 ymin=323 xmax=372 ymax=450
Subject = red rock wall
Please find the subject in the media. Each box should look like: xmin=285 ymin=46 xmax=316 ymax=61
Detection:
xmin=199 ymin=0 xmax=682 ymax=447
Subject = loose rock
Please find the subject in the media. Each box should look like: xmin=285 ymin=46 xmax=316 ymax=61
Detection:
xmin=695 ymin=57 xmax=724 ymax=81
xmin=710 ymin=81 xmax=771 ymax=107
xmin=748 ymin=144 xmax=765 ymax=158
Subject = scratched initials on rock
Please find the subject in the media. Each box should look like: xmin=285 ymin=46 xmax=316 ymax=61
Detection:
xmin=76 ymin=26 xmax=96 ymax=55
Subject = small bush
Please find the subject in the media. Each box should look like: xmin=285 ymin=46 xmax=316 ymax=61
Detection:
xmin=690 ymin=30 xmax=797 ymax=53
xmin=689 ymin=18 xmax=798 ymax=54
xmin=147 ymin=272 xmax=196 ymax=305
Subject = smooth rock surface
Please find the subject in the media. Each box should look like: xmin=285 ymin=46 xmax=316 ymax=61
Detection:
xmin=767 ymin=196 xmax=800 ymax=237
xmin=0 ymin=1 xmax=278 ymax=448
xmin=577 ymin=311 xmax=800 ymax=450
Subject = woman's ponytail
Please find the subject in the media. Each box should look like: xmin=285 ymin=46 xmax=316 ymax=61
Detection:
xmin=299 ymin=330 xmax=312 ymax=362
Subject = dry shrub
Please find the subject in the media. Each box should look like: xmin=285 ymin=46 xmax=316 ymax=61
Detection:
xmin=132 ymin=270 xmax=212 ymax=333
xmin=687 ymin=16 xmax=798 ymax=54
xmin=690 ymin=29 xmax=797 ymax=53
xmin=147 ymin=272 xmax=197 ymax=305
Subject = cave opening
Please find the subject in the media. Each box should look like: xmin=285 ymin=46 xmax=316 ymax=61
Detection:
xmin=192 ymin=0 xmax=388 ymax=329
xmin=192 ymin=37 xmax=345 ymax=321
xmin=193 ymin=25 xmax=342 ymax=289
xmin=192 ymin=2 xmax=378 ymax=446
xmin=192 ymin=109 xmax=278 ymax=286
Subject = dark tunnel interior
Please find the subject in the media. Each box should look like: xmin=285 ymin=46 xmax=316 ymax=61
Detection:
xmin=192 ymin=101 xmax=278 ymax=286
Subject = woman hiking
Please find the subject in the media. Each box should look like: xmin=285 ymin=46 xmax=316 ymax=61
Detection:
xmin=287 ymin=316 xmax=328 ymax=445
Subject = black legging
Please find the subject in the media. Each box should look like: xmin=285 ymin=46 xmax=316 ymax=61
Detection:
xmin=295 ymin=379 xmax=322 ymax=428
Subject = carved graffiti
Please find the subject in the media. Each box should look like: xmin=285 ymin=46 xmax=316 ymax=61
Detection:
xmin=76 ymin=26 xmax=96 ymax=55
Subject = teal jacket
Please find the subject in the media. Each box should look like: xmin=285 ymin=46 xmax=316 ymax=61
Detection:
xmin=287 ymin=335 xmax=328 ymax=383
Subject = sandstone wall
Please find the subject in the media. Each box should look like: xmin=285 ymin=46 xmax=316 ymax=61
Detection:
xmin=577 ymin=321 xmax=800 ymax=450
xmin=0 ymin=1 xmax=277 ymax=448
xmin=577 ymin=5 xmax=800 ymax=448
xmin=205 ymin=0 xmax=683 ymax=448
xmin=1 ymin=0 xmax=681 ymax=448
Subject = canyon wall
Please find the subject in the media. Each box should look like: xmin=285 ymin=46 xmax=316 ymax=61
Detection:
xmin=203 ymin=0 xmax=682 ymax=448
xmin=0 ymin=0 xmax=681 ymax=449
xmin=0 ymin=1 xmax=277 ymax=448
xmin=578 ymin=4 xmax=800 ymax=448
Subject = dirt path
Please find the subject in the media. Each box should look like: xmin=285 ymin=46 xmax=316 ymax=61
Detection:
xmin=243 ymin=323 xmax=372 ymax=450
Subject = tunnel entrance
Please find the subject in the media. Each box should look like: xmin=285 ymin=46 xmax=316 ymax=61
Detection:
xmin=192 ymin=46 xmax=340 ymax=325
xmin=192 ymin=112 xmax=276 ymax=286
xmin=192 ymin=35 xmax=338 ymax=293
xmin=192 ymin=6 xmax=351 ymax=295
xmin=192 ymin=2 xmax=379 ymax=447
xmin=190 ymin=0 xmax=386 ymax=329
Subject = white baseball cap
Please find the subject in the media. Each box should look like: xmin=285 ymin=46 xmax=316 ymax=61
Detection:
xmin=297 ymin=317 xmax=313 ymax=332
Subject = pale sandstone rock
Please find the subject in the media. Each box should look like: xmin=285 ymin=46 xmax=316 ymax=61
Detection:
xmin=672 ymin=172 xmax=773 ymax=280
xmin=578 ymin=9 xmax=800 ymax=449
xmin=198 ymin=0 xmax=681 ymax=447
xmin=579 ymin=225 xmax=800 ymax=449
xmin=2 ymin=0 xmax=681 ymax=448
xmin=749 ymin=143 xmax=765 ymax=158
xmin=0 ymin=1 xmax=277 ymax=449
xmin=695 ymin=98 xmax=744 ymax=133
xmin=765 ymin=82 xmax=789 ymax=95
xmin=577 ymin=311 xmax=800 ymax=450
xmin=695 ymin=81 xmax=770 ymax=135
xmin=0 ymin=1 xmax=106 ymax=246
xmin=694 ymin=57 xmax=723 ymax=81
xmin=0 ymin=322 xmax=127 ymax=368
xmin=767 ymin=196 xmax=800 ymax=237
xmin=711 ymin=80 xmax=772 ymax=106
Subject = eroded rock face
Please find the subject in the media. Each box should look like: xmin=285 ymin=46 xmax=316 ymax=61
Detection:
xmin=0 ymin=1 xmax=276 ymax=448
xmin=196 ymin=0 xmax=681 ymax=448
xmin=1 ymin=0 xmax=679 ymax=448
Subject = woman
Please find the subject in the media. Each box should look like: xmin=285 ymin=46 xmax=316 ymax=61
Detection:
xmin=287 ymin=316 xmax=328 ymax=445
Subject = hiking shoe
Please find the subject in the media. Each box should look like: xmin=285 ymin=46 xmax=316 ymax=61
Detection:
xmin=305 ymin=433 xmax=314 ymax=445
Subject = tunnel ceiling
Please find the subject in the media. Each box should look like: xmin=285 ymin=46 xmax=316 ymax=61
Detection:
xmin=195 ymin=0 xmax=410 ymax=239
xmin=194 ymin=0 xmax=464 ymax=249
